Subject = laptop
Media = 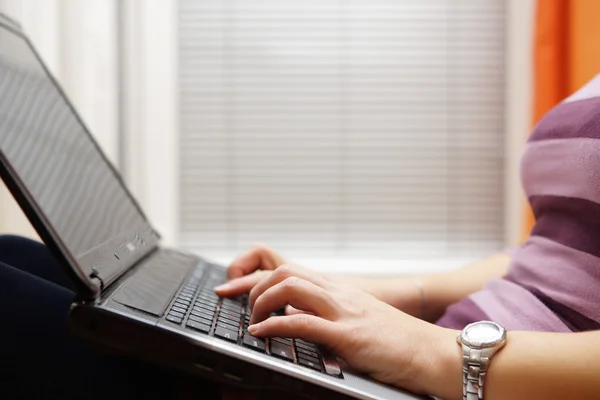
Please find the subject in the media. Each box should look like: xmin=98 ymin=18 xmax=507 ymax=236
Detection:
xmin=0 ymin=14 xmax=425 ymax=400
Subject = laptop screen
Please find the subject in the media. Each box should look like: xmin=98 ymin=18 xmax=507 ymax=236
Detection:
xmin=0 ymin=21 xmax=159 ymax=294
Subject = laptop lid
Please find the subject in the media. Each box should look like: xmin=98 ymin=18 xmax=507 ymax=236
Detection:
xmin=0 ymin=16 xmax=160 ymax=299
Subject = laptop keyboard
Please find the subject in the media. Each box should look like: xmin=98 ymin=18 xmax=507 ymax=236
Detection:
xmin=164 ymin=264 xmax=339 ymax=376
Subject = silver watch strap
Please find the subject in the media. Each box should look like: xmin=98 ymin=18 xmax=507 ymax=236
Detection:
xmin=462 ymin=347 xmax=490 ymax=400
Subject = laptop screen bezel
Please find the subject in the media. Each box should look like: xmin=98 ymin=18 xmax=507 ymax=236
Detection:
xmin=0 ymin=16 xmax=161 ymax=299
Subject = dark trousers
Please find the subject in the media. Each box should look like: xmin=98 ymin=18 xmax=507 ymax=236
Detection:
xmin=0 ymin=235 xmax=221 ymax=400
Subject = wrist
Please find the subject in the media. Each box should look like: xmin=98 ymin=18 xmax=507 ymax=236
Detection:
xmin=411 ymin=326 xmax=463 ymax=400
xmin=332 ymin=276 xmax=404 ymax=305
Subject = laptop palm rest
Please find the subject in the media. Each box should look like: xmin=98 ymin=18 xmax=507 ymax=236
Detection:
xmin=112 ymin=257 xmax=191 ymax=317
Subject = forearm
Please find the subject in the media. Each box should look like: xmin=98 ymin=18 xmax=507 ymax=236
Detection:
xmin=420 ymin=252 xmax=511 ymax=321
xmin=335 ymin=252 xmax=511 ymax=321
xmin=338 ymin=275 xmax=423 ymax=317
xmin=426 ymin=328 xmax=600 ymax=400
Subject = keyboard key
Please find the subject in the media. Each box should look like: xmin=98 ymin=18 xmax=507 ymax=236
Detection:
xmin=243 ymin=334 xmax=266 ymax=352
xmin=189 ymin=314 xmax=213 ymax=325
xmin=218 ymin=313 xmax=241 ymax=324
xmin=214 ymin=326 xmax=238 ymax=342
xmin=190 ymin=304 xmax=209 ymax=312
xmin=175 ymin=301 xmax=190 ymax=309
xmin=218 ymin=308 xmax=241 ymax=318
xmin=171 ymin=306 xmax=187 ymax=314
xmin=196 ymin=302 xmax=218 ymax=310
xmin=220 ymin=304 xmax=242 ymax=313
xmin=198 ymin=292 xmax=218 ymax=300
xmin=271 ymin=337 xmax=292 ymax=345
xmin=298 ymin=353 xmax=320 ymax=365
xmin=298 ymin=357 xmax=321 ymax=371
xmin=295 ymin=341 xmax=317 ymax=352
xmin=221 ymin=298 xmax=241 ymax=306
xmin=186 ymin=320 xmax=210 ymax=333
xmin=195 ymin=308 xmax=216 ymax=318
xmin=197 ymin=294 xmax=218 ymax=303
xmin=166 ymin=315 xmax=182 ymax=324
xmin=296 ymin=347 xmax=319 ymax=360
xmin=190 ymin=308 xmax=215 ymax=319
xmin=194 ymin=303 xmax=216 ymax=313
xmin=169 ymin=310 xmax=184 ymax=319
xmin=197 ymin=301 xmax=218 ymax=309
xmin=269 ymin=340 xmax=294 ymax=361
xmin=322 ymin=353 xmax=342 ymax=377
xmin=221 ymin=308 xmax=242 ymax=316
xmin=218 ymin=321 xmax=240 ymax=331
xmin=216 ymin=320 xmax=239 ymax=330
xmin=222 ymin=298 xmax=242 ymax=307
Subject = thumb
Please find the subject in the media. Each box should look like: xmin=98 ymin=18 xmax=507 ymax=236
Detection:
xmin=248 ymin=314 xmax=338 ymax=347
xmin=215 ymin=272 xmax=267 ymax=297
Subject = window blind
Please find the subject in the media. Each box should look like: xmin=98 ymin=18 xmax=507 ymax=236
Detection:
xmin=178 ymin=0 xmax=506 ymax=262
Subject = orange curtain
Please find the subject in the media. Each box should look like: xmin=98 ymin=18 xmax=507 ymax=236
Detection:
xmin=523 ymin=0 xmax=600 ymax=240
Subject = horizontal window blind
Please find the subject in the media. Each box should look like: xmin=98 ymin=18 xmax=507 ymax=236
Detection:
xmin=178 ymin=0 xmax=506 ymax=262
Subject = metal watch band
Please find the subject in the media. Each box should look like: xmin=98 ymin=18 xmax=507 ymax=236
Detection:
xmin=461 ymin=346 xmax=490 ymax=400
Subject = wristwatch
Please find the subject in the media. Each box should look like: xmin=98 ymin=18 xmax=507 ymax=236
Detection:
xmin=457 ymin=321 xmax=507 ymax=400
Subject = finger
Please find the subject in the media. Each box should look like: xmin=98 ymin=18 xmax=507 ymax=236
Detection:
xmin=248 ymin=264 xmax=330 ymax=311
xmin=227 ymin=244 xmax=286 ymax=280
xmin=250 ymin=277 xmax=338 ymax=324
xmin=285 ymin=305 xmax=309 ymax=316
xmin=214 ymin=271 xmax=268 ymax=297
xmin=248 ymin=314 xmax=338 ymax=346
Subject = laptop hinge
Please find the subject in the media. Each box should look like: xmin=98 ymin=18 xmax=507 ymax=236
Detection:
xmin=89 ymin=269 xmax=105 ymax=292
xmin=92 ymin=245 xmax=161 ymax=296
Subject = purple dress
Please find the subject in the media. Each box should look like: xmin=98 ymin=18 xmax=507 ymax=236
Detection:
xmin=437 ymin=75 xmax=600 ymax=332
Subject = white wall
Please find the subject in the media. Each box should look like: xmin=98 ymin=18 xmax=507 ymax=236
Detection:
xmin=504 ymin=0 xmax=534 ymax=246
xmin=121 ymin=0 xmax=179 ymax=245
xmin=0 ymin=0 xmax=119 ymax=238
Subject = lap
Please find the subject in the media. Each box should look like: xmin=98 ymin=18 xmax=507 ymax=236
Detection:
xmin=0 ymin=235 xmax=185 ymax=399
xmin=0 ymin=235 xmax=74 ymax=290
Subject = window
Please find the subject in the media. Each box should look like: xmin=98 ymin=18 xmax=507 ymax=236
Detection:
xmin=177 ymin=0 xmax=506 ymax=268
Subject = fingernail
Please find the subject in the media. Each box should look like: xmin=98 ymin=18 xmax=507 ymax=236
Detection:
xmin=248 ymin=323 xmax=260 ymax=334
xmin=214 ymin=283 xmax=230 ymax=291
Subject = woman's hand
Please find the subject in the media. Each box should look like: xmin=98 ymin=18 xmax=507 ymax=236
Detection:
xmin=214 ymin=244 xmax=293 ymax=296
xmin=215 ymin=244 xmax=337 ymax=303
xmin=245 ymin=263 xmax=461 ymax=397
xmin=215 ymin=245 xmax=422 ymax=317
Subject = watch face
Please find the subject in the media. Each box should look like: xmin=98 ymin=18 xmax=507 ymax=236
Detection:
xmin=462 ymin=321 xmax=506 ymax=348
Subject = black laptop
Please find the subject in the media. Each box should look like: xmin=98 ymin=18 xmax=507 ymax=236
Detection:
xmin=0 ymin=13 xmax=423 ymax=400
